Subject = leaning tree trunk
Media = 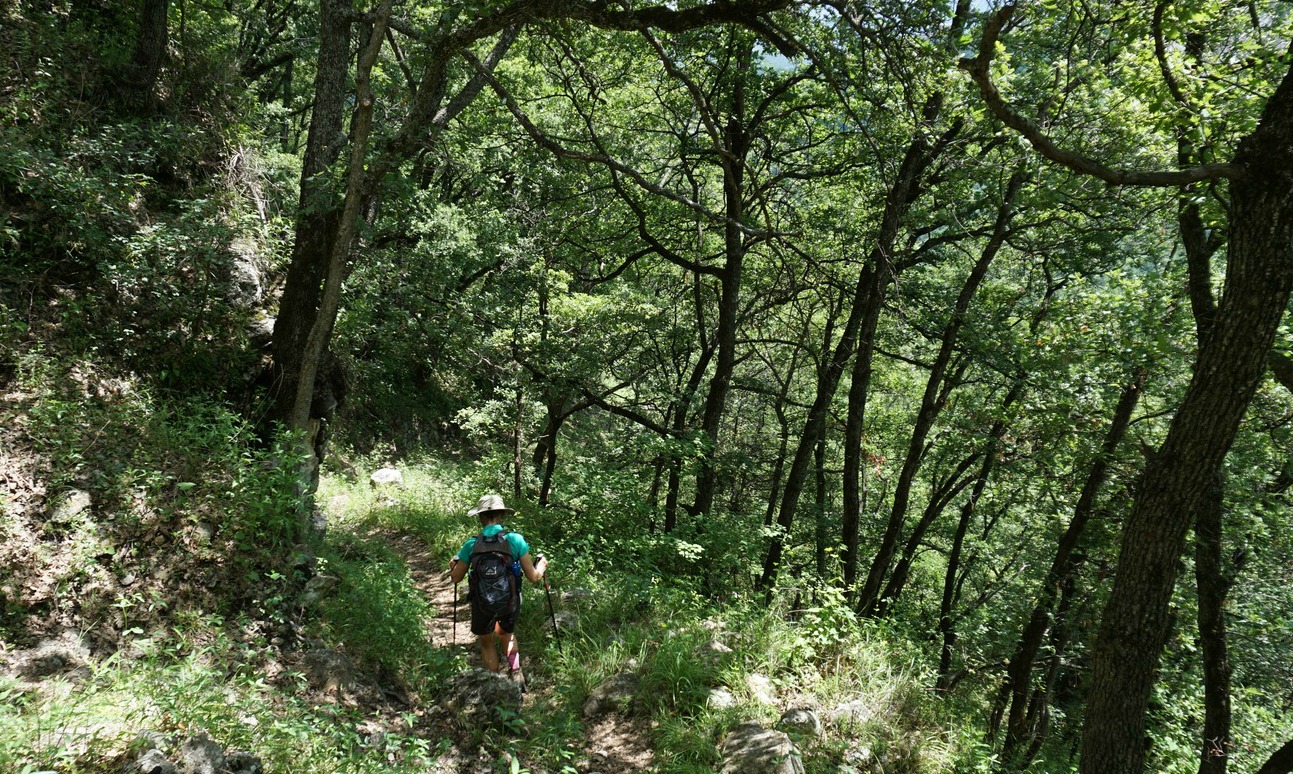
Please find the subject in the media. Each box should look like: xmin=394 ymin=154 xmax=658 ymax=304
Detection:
xmin=858 ymin=169 xmax=1020 ymax=616
xmin=1079 ymin=63 xmax=1293 ymax=774
xmin=762 ymin=107 xmax=944 ymax=594
xmin=1000 ymin=369 xmax=1145 ymax=765
xmin=271 ymin=0 xmax=353 ymax=428
xmin=1258 ymin=740 xmax=1293 ymax=774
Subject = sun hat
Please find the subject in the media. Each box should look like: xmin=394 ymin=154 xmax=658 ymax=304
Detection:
xmin=467 ymin=494 xmax=515 ymax=518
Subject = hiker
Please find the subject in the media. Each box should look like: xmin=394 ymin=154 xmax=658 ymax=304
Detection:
xmin=449 ymin=494 xmax=548 ymax=674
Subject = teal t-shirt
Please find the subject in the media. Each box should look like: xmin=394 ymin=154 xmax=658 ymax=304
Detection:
xmin=456 ymin=523 xmax=529 ymax=564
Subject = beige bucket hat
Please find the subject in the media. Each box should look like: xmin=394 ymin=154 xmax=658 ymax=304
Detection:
xmin=467 ymin=494 xmax=515 ymax=518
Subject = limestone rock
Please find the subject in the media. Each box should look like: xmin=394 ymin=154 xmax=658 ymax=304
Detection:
xmin=303 ymin=649 xmax=355 ymax=692
xmin=227 ymin=242 xmax=264 ymax=309
xmin=708 ymin=687 xmax=737 ymax=709
xmin=777 ymin=707 xmax=823 ymax=738
xmin=703 ymin=639 xmax=733 ymax=655
xmin=50 ymin=489 xmax=92 ymax=523
xmin=14 ymin=634 xmax=89 ymax=679
xmin=829 ymin=698 xmax=876 ymax=727
xmin=720 ymin=723 xmax=805 ymax=774
xmin=130 ymin=749 xmax=177 ymax=774
xmin=225 ymin=750 xmax=264 ymax=774
xmin=178 ymin=735 xmax=224 ymax=774
xmin=248 ymin=316 xmax=275 ymax=349
xmin=444 ymin=668 xmax=524 ymax=727
xmin=550 ymin=609 xmax=579 ymax=633
xmin=561 ymin=587 xmax=593 ymax=605
xmin=369 ymin=467 xmax=402 ymax=487
xmin=582 ymin=672 xmax=640 ymax=718
xmin=746 ymin=673 xmax=777 ymax=705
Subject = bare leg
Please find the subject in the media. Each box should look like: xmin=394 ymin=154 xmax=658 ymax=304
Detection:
xmin=497 ymin=628 xmax=518 ymax=671
xmin=479 ymin=632 xmax=500 ymax=672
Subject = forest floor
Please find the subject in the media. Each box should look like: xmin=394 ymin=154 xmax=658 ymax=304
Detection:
xmin=379 ymin=528 xmax=656 ymax=772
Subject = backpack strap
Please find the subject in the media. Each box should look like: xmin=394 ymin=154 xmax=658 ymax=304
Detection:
xmin=471 ymin=529 xmax=514 ymax=558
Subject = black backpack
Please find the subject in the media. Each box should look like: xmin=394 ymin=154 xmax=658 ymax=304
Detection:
xmin=468 ymin=530 xmax=518 ymax=619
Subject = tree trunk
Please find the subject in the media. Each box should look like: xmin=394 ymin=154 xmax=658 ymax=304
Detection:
xmin=762 ymin=100 xmax=946 ymax=593
xmin=858 ymin=170 xmax=1020 ymax=616
xmin=840 ymin=264 xmax=889 ymax=595
xmin=877 ymin=446 xmax=978 ymax=609
xmin=1257 ymin=740 xmax=1293 ymax=774
xmin=1079 ymin=64 xmax=1293 ymax=773
xmin=1195 ymin=474 xmax=1232 ymax=774
xmin=814 ymin=436 xmax=828 ymax=579
xmin=692 ymin=50 xmax=751 ymax=519
xmin=1001 ymin=369 xmax=1145 ymax=765
xmin=271 ymin=0 xmax=354 ymax=428
xmin=1178 ymin=138 xmax=1234 ymax=774
xmin=936 ymin=381 xmax=1023 ymax=692
xmin=131 ymin=0 xmax=170 ymax=97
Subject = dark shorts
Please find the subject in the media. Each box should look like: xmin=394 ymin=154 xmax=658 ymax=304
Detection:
xmin=471 ymin=594 xmax=521 ymax=636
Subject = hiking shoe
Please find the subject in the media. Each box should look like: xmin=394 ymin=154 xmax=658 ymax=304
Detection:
xmin=506 ymin=651 xmax=520 ymax=672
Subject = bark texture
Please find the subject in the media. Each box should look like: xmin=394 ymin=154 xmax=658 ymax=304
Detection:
xmin=1079 ymin=62 xmax=1293 ymax=774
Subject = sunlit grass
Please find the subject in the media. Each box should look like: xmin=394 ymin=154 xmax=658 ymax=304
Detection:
xmin=3 ymin=453 xmax=991 ymax=774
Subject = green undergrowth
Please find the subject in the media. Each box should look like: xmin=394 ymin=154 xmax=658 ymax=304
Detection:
xmin=0 ymin=614 xmax=450 ymax=772
xmin=1 ymin=398 xmax=985 ymax=773
xmin=0 ymin=358 xmax=459 ymax=771
xmin=317 ymin=464 xmax=989 ymax=773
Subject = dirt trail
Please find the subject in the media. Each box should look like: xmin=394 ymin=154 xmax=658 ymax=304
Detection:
xmin=378 ymin=529 xmax=656 ymax=773
xmin=371 ymin=530 xmax=472 ymax=659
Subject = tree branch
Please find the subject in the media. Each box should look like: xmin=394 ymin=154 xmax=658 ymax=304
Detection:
xmin=959 ymin=5 xmax=1245 ymax=186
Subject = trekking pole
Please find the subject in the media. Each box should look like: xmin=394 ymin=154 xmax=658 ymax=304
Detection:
xmin=541 ymin=565 xmax=560 ymax=647
xmin=450 ymin=558 xmax=459 ymax=647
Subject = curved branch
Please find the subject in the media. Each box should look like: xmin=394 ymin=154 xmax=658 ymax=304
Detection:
xmin=1152 ymin=0 xmax=1191 ymax=108
xmin=959 ymin=5 xmax=1245 ymax=187
xmin=464 ymin=47 xmax=776 ymax=239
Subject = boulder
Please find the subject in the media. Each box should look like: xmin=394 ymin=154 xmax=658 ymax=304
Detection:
xmin=582 ymin=672 xmax=640 ymax=718
xmin=550 ymin=609 xmax=579 ymax=633
xmin=225 ymin=751 xmax=264 ymax=774
xmin=707 ymin=687 xmax=737 ymax=709
xmin=178 ymin=735 xmax=224 ymax=774
xmin=130 ymin=749 xmax=177 ymax=774
xmin=720 ymin=723 xmax=805 ymax=774
xmin=50 ymin=489 xmax=92 ymax=523
xmin=14 ymin=634 xmax=90 ymax=679
xmin=289 ymin=544 xmax=317 ymax=573
xmin=561 ymin=587 xmax=593 ymax=605
xmin=444 ymin=668 xmax=524 ymax=727
xmin=703 ymin=639 xmax=733 ymax=655
xmin=227 ymin=242 xmax=263 ymax=309
xmin=746 ymin=673 xmax=777 ymax=705
xmin=303 ymin=649 xmax=355 ymax=692
xmin=301 ymin=573 xmax=340 ymax=608
xmin=248 ymin=316 xmax=275 ymax=350
xmin=369 ymin=467 xmax=402 ymax=487
xmin=829 ymin=698 xmax=876 ymax=728
xmin=777 ymin=707 xmax=823 ymax=738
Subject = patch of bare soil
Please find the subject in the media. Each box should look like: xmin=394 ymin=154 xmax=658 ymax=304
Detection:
xmin=582 ymin=714 xmax=657 ymax=772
